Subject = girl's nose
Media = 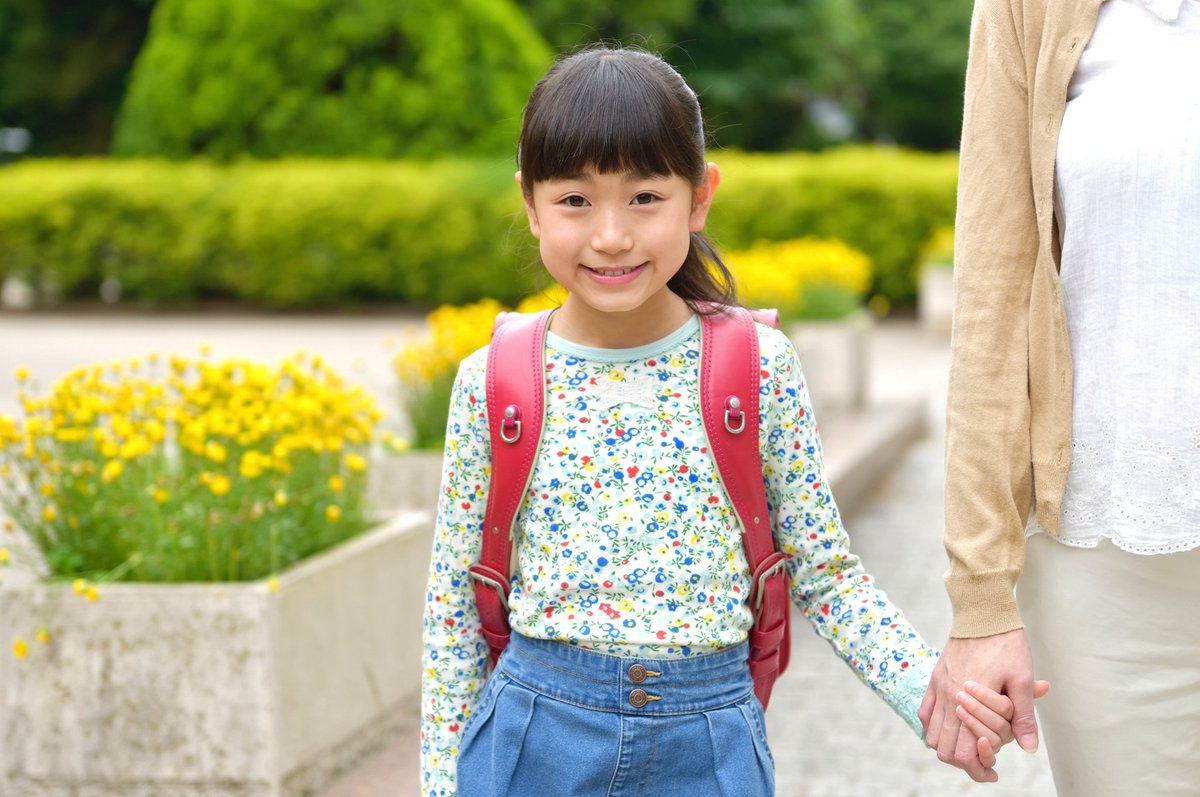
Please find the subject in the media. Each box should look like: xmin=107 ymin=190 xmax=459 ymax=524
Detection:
xmin=591 ymin=210 xmax=634 ymax=254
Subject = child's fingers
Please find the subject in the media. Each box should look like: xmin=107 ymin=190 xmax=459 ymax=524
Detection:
xmin=978 ymin=736 xmax=998 ymax=770
xmin=1034 ymin=679 xmax=1050 ymax=700
xmin=956 ymin=688 xmax=1012 ymax=741
xmin=963 ymin=680 xmax=1017 ymax=719
xmin=955 ymin=704 xmax=1005 ymax=750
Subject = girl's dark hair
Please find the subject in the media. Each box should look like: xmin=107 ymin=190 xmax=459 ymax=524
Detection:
xmin=518 ymin=46 xmax=738 ymax=311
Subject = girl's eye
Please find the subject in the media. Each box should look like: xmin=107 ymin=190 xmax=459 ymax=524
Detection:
xmin=563 ymin=195 xmax=589 ymax=208
xmin=632 ymin=193 xmax=658 ymax=206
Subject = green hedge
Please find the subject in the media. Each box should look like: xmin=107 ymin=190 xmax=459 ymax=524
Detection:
xmin=114 ymin=0 xmax=551 ymax=160
xmin=0 ymin=148 xmax=957 ymax=309
xmin=709 ymin=148 xmax=959 ymax=305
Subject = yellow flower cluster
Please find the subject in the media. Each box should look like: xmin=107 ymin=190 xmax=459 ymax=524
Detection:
xmin=393 ymin=298 xmax=506 ymax=388
xmin=0 ymin=351 xmax=381 ymax=585
xmin=725 ymin=237 xmax=873 ymax=320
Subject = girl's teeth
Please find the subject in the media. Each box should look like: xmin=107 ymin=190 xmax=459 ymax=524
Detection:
xmin=594 ymin=266 xmax=635 ymax=276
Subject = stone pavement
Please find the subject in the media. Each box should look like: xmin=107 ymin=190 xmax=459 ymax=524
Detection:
xmin=0 ymin=311 xmax=1056 ymax=796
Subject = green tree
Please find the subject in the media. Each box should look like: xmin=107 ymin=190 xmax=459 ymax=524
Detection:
xmin=0 ymin=0 xmax=155 ymax=155
xmin=858 ymin=0 xmax=972 ymax=151
xmin=114 ymin=0 xmax=553 ymax=159
xmin=514 ymin=0 xmax=699 ymax=50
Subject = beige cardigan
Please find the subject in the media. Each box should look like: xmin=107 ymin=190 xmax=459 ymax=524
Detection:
xmin=945 ymin=0 xmax=1105 ymax=637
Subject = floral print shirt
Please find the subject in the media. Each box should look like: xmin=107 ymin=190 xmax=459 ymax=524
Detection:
xmin=420 ymin=316 xmax=937 ymax=796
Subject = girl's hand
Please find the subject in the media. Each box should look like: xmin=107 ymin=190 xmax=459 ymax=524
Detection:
xmin=955 ymin=678 xmax=1051 ymax=766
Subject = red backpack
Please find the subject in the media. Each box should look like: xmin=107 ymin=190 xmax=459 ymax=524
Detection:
xmin=469 ymin=305 xmax=792 ymax=709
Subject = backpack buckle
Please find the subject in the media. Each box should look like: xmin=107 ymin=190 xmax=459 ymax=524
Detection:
xmin=752 ymin=553 xmax=788 ymax=612
xmin=469 ymin=565 xmax=511 ymax=612
xmin=724 ymin=396 xmax=746 ymax=434
xmin=500 ymin=404 xmax=522 ymax=443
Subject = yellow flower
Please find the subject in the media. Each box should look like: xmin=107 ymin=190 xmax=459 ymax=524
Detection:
xmin=267 ymin=577 xmax=280 ymax=593
xmin=101 ymin=460 xmax=123 ymax=484
xmin=42 ymin=506 xmax=58 ymax=523
xmin=153 ymin=488 xmax=169 ymax=505
xmin=85 ymin=586 xmax=99 ymax=602
xmin=2 ymin=520 xmax=12 ymax=532
xmin=12 ymin=639 xmax=28 ymax=659
xmin=325 ymin=505 xmax=342 ymax=523
xmin=208 ymin=475 xmax=232 ymax=497
xmin=0 ymin=548 xmax=8 ymax=564
xmin=35 ymin=628 xmax=49 ymax=645
xmin=273 ymin=490 xmax=288 ymax=508
xmin=15 ymin=367 xmax=29 ymax=383
xmin=199 ymin=343 xmax=211 ymax=357
xmin=345 ymin=453 xmax=367 ymax=473
xmin=39 ymin=482 xmax=56 ymax=498
xmin=329 ymin=476 xmax=344 ymax=493
xmin=73 ymin=578 xmax=86 ymax=595
xmin=239 ymin=452 xmax=263 ymax=480
xmin=205 ymin=441 xmax=228 ymax=463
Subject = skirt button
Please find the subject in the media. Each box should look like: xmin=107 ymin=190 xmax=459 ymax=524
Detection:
xmin=628 ymin=664 xmax=648 ymax=683
xmin=629 ymin=689 xmax=649 ymax=708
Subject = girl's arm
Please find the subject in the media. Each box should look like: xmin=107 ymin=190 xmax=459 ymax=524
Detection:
xmin=757 ymin=328 xmax=938 ymax=738
xmin=420 ymin=350 xmax=493 ymax=797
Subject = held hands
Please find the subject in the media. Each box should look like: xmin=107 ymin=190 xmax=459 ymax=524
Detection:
xmin=956 ymin=678 xmax=1051 ymax=769
xmin=918 ymin=629 xmax=1045 ymax=782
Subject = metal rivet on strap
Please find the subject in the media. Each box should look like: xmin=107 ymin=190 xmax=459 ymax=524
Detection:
xmin=628 ymin=665 xmax=647 ymax=683
xmin=629 ymin=689 xmax=649 ymax=708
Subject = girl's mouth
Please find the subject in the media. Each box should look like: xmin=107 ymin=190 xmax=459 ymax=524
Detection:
xmin=584 ymin=263 xmax=646 ymax=284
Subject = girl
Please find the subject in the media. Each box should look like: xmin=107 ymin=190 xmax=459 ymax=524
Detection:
xmin=420 ymin=46 xmax=1026 ymax=796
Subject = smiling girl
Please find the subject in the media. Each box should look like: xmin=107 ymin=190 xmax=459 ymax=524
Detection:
xmin=419 ymin=46 xmax=1031 ymax=796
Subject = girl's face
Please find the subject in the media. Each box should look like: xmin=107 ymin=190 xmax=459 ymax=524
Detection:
xmin=518 ymin=165 xmax=719 ymax=344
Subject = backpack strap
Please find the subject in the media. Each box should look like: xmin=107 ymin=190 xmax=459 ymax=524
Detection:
xmin=469 ymin=309 xmax=552 ymax=664
xmin=699 ymin=306 xmax=791 ymax=709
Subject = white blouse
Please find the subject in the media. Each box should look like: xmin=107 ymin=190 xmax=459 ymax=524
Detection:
xmin=1029 ymin=0 xmax=1200 ymax=553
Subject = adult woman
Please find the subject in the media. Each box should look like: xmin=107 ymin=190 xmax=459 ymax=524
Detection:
xmin=920 ymin=0 xmax=1200 ymax=794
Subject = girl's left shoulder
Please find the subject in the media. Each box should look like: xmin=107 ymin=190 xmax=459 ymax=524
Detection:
xmin=753 ymin=321 xmax=800 ymax=375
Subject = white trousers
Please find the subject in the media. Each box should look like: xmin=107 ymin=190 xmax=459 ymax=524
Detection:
xmin=1018 ymin=534 xmax=1200 ymax=797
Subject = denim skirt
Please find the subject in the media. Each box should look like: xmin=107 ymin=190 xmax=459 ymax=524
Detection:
xmin=457 ymin=633 xmax=775 ymax=797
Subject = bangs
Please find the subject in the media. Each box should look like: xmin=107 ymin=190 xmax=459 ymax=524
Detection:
xmin=519 ymin=49 xmax=704 ymax=187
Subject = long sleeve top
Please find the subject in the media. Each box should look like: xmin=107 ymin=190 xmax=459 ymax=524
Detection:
xmin=944 ymin=0 xmax=1102 ymax=637
xmin=420 ymin=316 xmax=937 ymax=796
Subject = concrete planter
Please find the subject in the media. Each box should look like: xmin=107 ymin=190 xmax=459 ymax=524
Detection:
xmin=0 ymin=511 xmax=433 ymax=797
xmin=918 ymin=263 xmax=955 ymax=336
xmin=367 ymin=450 xmax=444 ymax=516
xmin=787 ymin=309 xmax=872 ymax=420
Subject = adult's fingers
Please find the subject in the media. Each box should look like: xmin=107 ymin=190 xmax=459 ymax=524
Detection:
xmin=1007 ymin=676 xmax=1040 ymax=753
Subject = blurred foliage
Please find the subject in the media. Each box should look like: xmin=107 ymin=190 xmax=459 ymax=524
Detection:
xmin=0 ymin=158 xmax=539 ymax=307
xmin=856 ymin=1 xmax=974 ymax=150
xmin=517 ymin=0 xmax=973 ymax=152
xmin=113 ymin=0 xmax=551 ymax=159
xmin=0 ymin=149 xmax=956 ymax=309
xmin=1 ymin=0 xmax=971 ymax=157
xmin=0 ymin=0 xmax=154 ymax=154
xmin=710 ymin=148 xmax=959 ymax=305
xmin=727 ymin=237 xmax=872 ymax=321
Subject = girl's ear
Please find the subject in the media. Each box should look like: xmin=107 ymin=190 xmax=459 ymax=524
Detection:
xmin=689 ymin=162 xmax=721 ymax=233
xmin=515 ymin=171 xmax=541 ymax=239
